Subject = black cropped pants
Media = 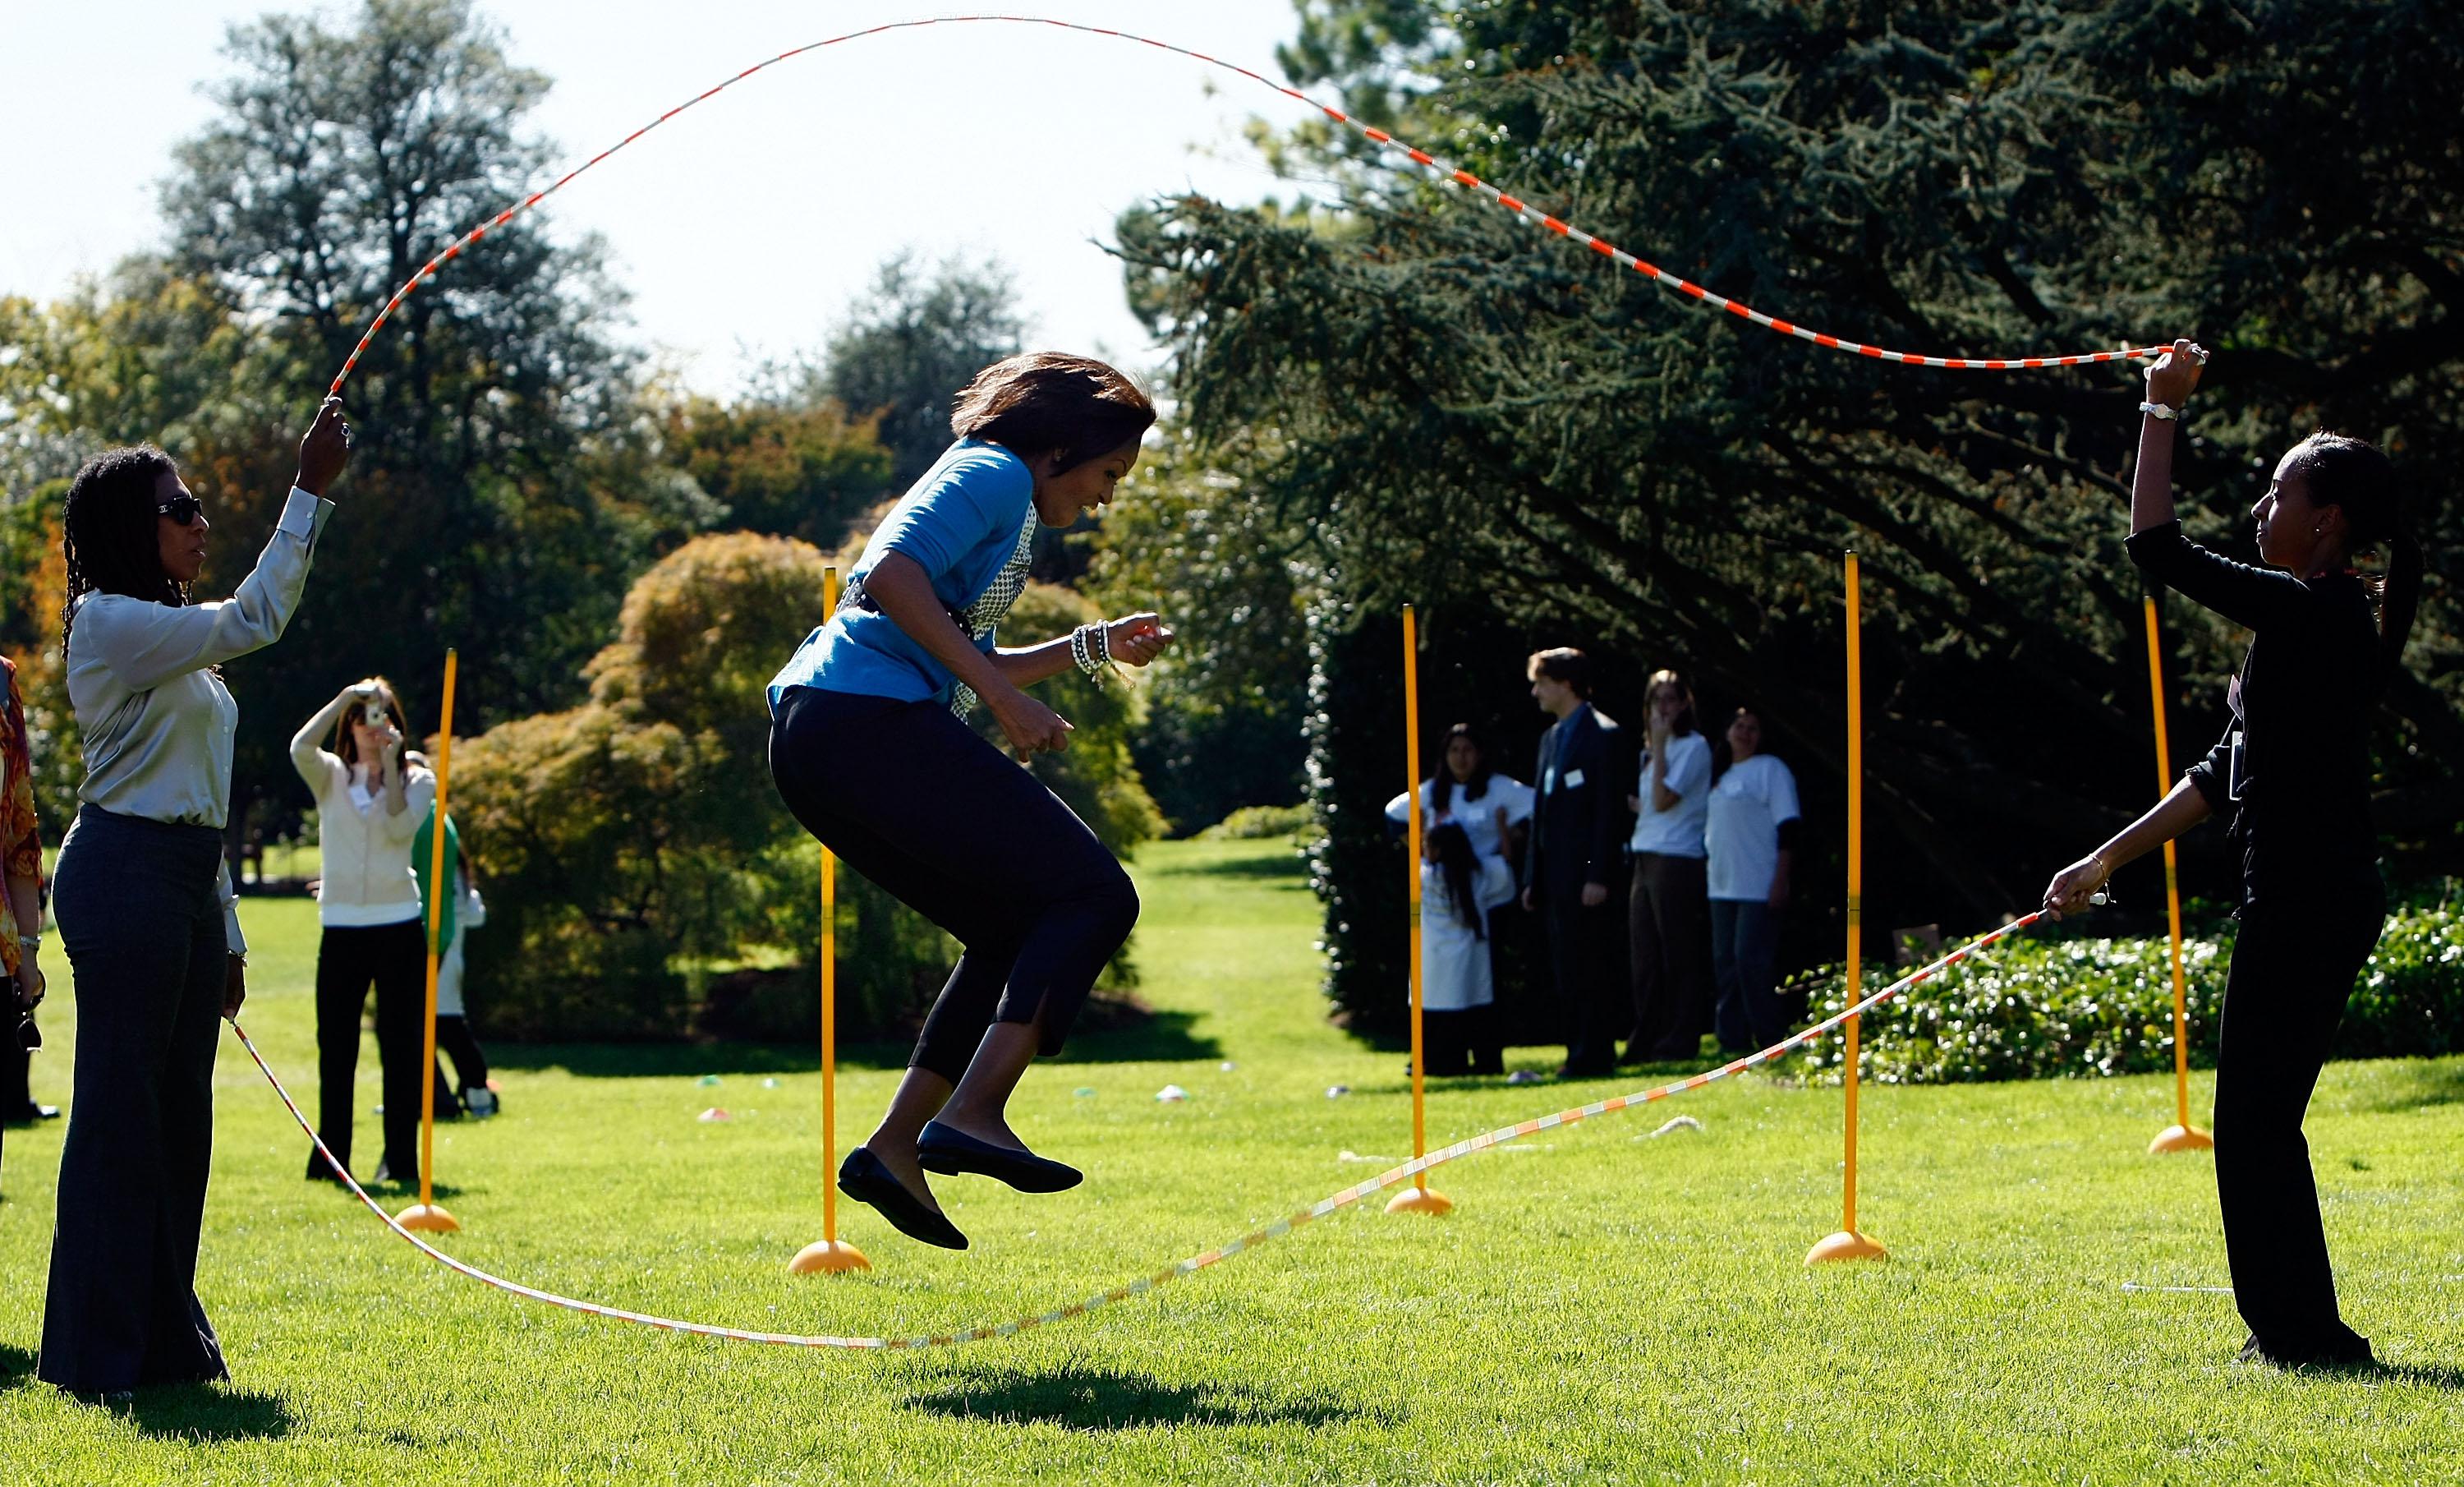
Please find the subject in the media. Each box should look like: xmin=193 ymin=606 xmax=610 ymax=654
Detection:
xmin=767 ymin=687 xmax=1138 ymax=1084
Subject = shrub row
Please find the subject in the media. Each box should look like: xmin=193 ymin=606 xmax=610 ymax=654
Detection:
xmin=1783 ymin=904 xmax=2464 ymax=1084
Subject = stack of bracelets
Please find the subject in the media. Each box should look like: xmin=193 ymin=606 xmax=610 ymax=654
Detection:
xmin=1069 ymin=622 xmax=1112 ymax=677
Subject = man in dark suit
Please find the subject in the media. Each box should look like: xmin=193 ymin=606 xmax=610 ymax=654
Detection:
xmin=1519 ymin=648 xmax=1630 ymax=1078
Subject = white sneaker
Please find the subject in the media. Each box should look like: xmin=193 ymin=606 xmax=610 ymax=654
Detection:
xmin=463 ymin=1087 xmax=499 ymax=1118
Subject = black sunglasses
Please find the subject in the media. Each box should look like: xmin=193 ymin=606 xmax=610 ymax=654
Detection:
xmin=156 ymin=492 xmax=207 ymax=526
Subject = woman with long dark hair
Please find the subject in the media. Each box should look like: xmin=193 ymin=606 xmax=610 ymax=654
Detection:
xmin=765 ymin=352 xmax=1170 ymax=1250
xmin=40 ymin=400 xmax=352 ymax=1397
xmin=1386 ymin=723 xmax=1531 ymax=1075
xmin=292 ymin=675 xmax=434 ymax=1185
xmin=2043 ymin=339 xmax=2420 ymax=1370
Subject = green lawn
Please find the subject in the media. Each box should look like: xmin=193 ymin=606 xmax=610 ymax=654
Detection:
xmin=2 ymin=838 xmax=2460 ymax=1485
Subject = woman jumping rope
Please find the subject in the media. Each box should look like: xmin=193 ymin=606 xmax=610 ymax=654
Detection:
xmin=765 ymin=352 xmax=1169 ymax=1250
xmin=2043 ymin=338 xmax=2420 ymax=1370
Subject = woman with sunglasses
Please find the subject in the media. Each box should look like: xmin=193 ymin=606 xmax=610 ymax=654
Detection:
xmin=38 ymin=399 xmax=351 ymax=1400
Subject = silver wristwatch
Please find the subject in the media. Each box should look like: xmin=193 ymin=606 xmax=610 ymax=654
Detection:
xmin=2138 ymin=400 xmax=2182 ymax=422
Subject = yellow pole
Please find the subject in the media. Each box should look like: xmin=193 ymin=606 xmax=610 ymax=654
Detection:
xmin=1387 ymin=604 xmax=1450 ymax=1215
xmin=2144 ymin=595 xmax=2213 ymax=1154
xmin=793 ymin=567 xmax=870 ymax=1271
xmin=396 ymin=650 xmax=459 ymax=1232
xmin=1809 ymin=553 xmax=1884 ymax=1262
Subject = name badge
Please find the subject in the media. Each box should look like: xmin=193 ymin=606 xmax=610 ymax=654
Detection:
xmin=1564 ymin=768 xmax=1586 ymax=790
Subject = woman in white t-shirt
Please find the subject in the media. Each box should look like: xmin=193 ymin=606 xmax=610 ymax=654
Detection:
xmin=292 ymin=676 xmax=435 ymax=1187
xmin=1623 ymin=670 xmax=1716 ymax=1062
xmin=1384 ymin=723 xmax=1533 ymax=1074
xmin=1703 ymin=706 xmax=1801 ymax=1052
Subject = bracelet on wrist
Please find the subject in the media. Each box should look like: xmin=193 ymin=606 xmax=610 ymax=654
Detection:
xmin=2138 ymin=400 xmax=2182 ymax=422
xmin=1069 ymin=623 xmax=1110 ymax=678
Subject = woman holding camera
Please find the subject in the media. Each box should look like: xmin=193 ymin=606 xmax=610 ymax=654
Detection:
xmin=292 ymin=677 xmax=434 ymax=1187
xmin=40 ymin=400 xmax=351 ymax=1397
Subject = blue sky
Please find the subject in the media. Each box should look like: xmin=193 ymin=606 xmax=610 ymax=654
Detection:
xmin=0 ymin=1 xmax=1315 ymax=391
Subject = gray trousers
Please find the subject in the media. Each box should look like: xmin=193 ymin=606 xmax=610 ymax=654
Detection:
xmin=39 ymin=808 xmax=231 ymax=1393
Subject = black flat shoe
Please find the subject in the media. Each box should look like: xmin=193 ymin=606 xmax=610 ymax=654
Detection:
xmin=837 ymin=1148 xmax=968 ymax=1250
xmin=917 ymin=1121 xmax=1083 ymax=1194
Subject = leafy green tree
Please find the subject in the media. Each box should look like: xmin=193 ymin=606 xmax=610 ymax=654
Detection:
xmin=161 ymin=0 xmax=710 ymax=844
xmin=454 ymin=533 xmax=1161 ymax=1039
xmin=656 ymin=391 xmax=893 ymax=547
xmin=1120 ymin=0 xmax=2464 ymax=1020
xmin=816 ymin=252 xmax=1028 ymax=493
xmin=1083 ymin=427 xmax=1310 ymax=833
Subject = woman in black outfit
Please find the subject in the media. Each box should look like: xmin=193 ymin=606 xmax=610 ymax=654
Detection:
xmin=2043 ymin=338 xmax=2420 ymax=1370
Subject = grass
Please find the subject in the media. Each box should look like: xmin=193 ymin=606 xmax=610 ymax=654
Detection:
xmin=2 ymin=837 xmax=2461 ymax=1485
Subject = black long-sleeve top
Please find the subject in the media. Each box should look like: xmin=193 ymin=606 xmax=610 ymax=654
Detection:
xmin=2126 ymin=520 xmax=2384 ymax=900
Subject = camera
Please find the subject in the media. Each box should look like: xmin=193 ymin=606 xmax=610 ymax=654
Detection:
xmin=361 ymin=702 xmax=388 ymax=727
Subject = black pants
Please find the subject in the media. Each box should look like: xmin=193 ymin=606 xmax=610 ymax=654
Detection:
xmin=1542 ymin=891 xmax=1624 ymax=1075
xmin=1424 ymin=1004 xmax=1502 ymax=1076
xmin=39 ymin=808 xmax=230 ymax=1393
xmin=313 ymin=920 xmax=426 ymax=1182
xmin=1711 ymin=900 xmax=1787 ymax=1052
xmin=434 ymin=1015 xmax=490 ymax=1096
xmin=1628 ymin=853 xmax=1713 ymax=1057
xmin=2215 ymin=887 xmax=2384 ymax=1360
xmin=767 ymin=687 xmax=1138 ymax=1084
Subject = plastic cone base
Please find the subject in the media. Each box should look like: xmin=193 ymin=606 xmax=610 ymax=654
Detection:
xmin=395 ymin=1202 xmax=459 ymax=1233
xmin=1804 ymin=1229 xmax=1887 ymax=1265
xmin=2149 ymin=1124 xmax=2214 ymax=1154
xmin=789 ymin=1239 xmax=872 ymax=1274
xmin=1384 ymin=1185 xmax=1453 ymax=1216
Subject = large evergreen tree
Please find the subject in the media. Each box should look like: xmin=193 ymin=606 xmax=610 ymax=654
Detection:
xmin=1119 ymin=0 xmax=2464 ymax=1021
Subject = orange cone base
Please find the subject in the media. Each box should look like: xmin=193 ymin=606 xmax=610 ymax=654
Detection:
xmin=789 ymin=1238 xmax=872 ymax=1274
xmin=2148 ymin=1123 xmax=2214 ymax=1154
xmin=1804 ymin=1229 xmax=1887 ymax=1265
xmin=1384 ymin=1185 xmax=1453 ymax=1216
xmin=395 ymin=1202 xmax=460 ymax=1233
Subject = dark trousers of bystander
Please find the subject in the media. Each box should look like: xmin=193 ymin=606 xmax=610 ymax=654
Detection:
xmin=1627 ymin=852 xmax=1713 ymax=1060
xmin=767 ymin=686 xmax=1138 ymax=1084
xmin=311 ymin=920 xmax=427 ymax=1184
xmin=433 ymin=1015 xmax=490 ymax=1105
xmin=39 ymin=807 xmax=231 ymax=1394
xmin=1544 ymin=892 xmax=1624 ymax=1076
xmin=2215 ymin=886 xmax=2385 ymax=1364
xmin=1423 ymin=1003 xmax=1503 ymax=1076
xmin=1710 ymin=898 xmax=1786 ymax=1053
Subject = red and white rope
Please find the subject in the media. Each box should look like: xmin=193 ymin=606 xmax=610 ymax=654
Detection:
xmin=229 ymin=909 xmax=2043 ymax=1351
xmin=324 ymin=14 xmax=2161 ymax=394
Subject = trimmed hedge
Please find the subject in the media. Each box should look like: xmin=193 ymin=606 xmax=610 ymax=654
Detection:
xmin=1197 ymin=803 xmax=1316 ymax=841
xmin=1784 ymin=905 xmax=2464 ymax=1084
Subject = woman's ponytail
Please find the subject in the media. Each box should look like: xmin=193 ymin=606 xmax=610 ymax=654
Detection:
xmin=2286 ymin=430 xmax=2416 ymax=670
xmin=2381 ymin=522 xmax=2423 ymax=667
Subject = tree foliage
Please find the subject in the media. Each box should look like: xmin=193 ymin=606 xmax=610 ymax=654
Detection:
xmin=453 ymin=532 xmax=1161 ymax=1039
xmin=159 ymin=0 xmax=714 ymax=845
xmin=1119 ymin=0 xmax=2464 ymax=1020
xmin=815 ymin=252 xmax=1028 ymax=493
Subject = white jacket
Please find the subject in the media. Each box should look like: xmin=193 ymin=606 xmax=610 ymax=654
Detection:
xmin=292 ymin=729 xmax=434 ymax=928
